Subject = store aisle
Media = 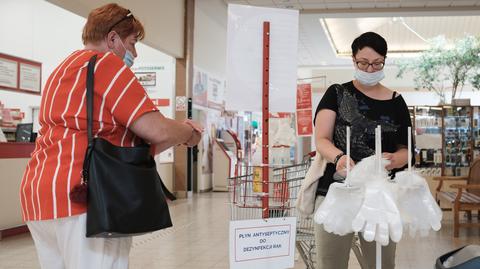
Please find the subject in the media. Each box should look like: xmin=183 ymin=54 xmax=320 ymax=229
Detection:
xmin=0 ymin=192 xmax=478 ymax=269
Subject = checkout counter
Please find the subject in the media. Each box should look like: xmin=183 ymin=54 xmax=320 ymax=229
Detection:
xmin=0 ymin=142 xmax=34 ymax=239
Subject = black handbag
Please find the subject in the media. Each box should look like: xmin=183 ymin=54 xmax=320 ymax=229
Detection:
xmin=82 ymin=55 xmax=173 ymax=238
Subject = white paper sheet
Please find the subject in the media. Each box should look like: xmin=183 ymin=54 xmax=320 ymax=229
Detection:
xmin=226 ymin=4 xmax=299 ymax=112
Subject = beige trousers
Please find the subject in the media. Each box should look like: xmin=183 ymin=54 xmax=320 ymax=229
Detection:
xmin=314 ymin=196 xmax=397 ymax=269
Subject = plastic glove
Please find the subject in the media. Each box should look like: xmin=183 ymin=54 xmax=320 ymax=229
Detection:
xmin=352 ymin=181 xmax=403 ymax=246
xmin=314 ymin=182 xmax=364 ymax=236
xmin=346 ymin=155 xmax=390 ymax=186
xmin=395 ymin=171 xmax=442 ymax=237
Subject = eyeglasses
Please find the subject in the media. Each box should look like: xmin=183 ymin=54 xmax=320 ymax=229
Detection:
xmin=354 ymin=60 xmax=385 ymax=71
xmin=108 ymin=10 xmax=135 ymax=33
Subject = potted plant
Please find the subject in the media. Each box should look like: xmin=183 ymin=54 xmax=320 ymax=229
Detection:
xmin=396 ymin=35 xmax=480 ymax=104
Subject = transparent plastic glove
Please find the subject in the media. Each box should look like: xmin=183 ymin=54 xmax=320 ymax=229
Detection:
xmin=352 ymin=181 xmax=403 ymax=246
xmin=346 ymin=155 xmax=390 ymax=186
xmin=395 ymin=171 xmax=442 ymax=237
xmin=314 ymin=182 xmax=364 ymax=236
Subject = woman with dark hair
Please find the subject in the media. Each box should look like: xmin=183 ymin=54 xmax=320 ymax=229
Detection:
xmin=313 ymin=32 xmax=412 ymax=269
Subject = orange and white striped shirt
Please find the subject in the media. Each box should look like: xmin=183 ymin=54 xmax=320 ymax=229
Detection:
xmin=20 ymin=50 xmax=158 ymax=222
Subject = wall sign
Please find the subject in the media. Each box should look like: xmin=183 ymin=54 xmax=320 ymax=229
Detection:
xmin=176 ymin=96 xmax=187 ymax=111
xmin=0 ymin=53 xmax=41 ymax=95
xmin=296 ymin=84 xmax=313 ymax=136
xmin=135 ymin=71 xmax=157 ymax=86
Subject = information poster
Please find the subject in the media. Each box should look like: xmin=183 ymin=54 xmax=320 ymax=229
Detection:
xmin=19 ymin=63 xmax=41 ymax=93
xmin=193 ymin=66 xmax=226 ymax=110
xmin=207 ymin=75 xmax=224 ymax=110
xmin=193 ymin=68 xmax=208 ymax=107
xmin=296 ymin=84 xmax=313 ymax=136
xmin=0 ymin=53 xmax=41 ymax=95
xmin=229 ymin=217 xmax=296 ymax=269
xmin=0 ymin=58 xmax=18 ymax=88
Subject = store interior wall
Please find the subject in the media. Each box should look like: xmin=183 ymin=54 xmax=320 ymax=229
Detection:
xmin=193 ymin=0 xmax=228 ymax=192
xmin=0 ymin=0 xmax=175 ymax=124
xmin=46 ymin=0 xmax=185 ymax=58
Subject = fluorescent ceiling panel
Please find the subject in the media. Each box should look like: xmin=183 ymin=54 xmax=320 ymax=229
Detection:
xmin=322 ymin=16 xmax=480 ymax=56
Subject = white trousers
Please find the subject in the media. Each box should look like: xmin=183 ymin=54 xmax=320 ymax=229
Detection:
xmin=27 ymin=213 xmax=132 ymax=269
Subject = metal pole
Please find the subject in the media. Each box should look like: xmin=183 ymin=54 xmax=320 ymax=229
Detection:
xmin=346 ymin=126 xmax=350 ymax=177
xmin=262 ymin=21 xmax=270 ymax=219
xmin=408 ymin=126 xmax=412 ymax=172
xmin=376 ymin=125 xmax=382 ymax=269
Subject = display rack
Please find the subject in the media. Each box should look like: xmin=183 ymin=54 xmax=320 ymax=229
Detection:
xmin=472 ymin=107 xmax=480 ymax=160
xmin=409 ymin=105 xmax=480 ymax=177
xmin=413 ymin=106 xmax=443 ymax=176
xmin=442 ymin=106 xmax=472 ymax=176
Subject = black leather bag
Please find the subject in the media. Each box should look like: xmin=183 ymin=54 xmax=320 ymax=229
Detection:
xmin=83 ymin=55 xmax=173 ymax=238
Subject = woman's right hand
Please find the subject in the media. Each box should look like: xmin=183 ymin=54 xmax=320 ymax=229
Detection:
xmin=183 ymin=120 xmax=203 ymax=147
xmin=335 ymin=155 xmax=355 ymax=177
xmin=184 ymin=119 xmax=204 ymax=133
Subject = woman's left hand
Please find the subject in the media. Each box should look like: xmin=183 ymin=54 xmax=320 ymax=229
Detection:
xmin=382 ymin=149 xmax=408 ymax=170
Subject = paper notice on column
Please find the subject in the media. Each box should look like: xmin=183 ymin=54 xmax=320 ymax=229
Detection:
xmin=226 ymin=4 xmax=299 ymax=112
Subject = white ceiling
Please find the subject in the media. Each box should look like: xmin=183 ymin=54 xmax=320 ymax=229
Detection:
xmin=46 ymin=0 xmax=185 ymax=58
xmin=324 ymin=16 xmax=480 ymax=56
xmin=47 ymin=0 xmax=480 ymax=68
xmin=225 ymin=0 xmax=480 ymax=10
xmin=225 ymin=0 xmax=480 ymax=66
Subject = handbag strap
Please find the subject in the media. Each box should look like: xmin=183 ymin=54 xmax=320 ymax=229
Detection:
xmin=81 ymin=55 xmax=98 ymax=182
xmin=86 ymin=55 xmax=97 ymax=146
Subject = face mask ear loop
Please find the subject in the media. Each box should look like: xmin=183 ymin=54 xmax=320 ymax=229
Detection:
xmin=117 ymin=35 xmax=128 ymax=55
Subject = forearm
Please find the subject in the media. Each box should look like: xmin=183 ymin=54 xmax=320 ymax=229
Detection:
xmin=316 ymin=137 xmax=343 ymax=163
xmin=154 ymin=127 xmax=189 ymax=153
xmin=131 ymin=111 xmax=193 ymax=148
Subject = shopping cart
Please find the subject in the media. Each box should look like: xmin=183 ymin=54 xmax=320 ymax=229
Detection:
xmin=229 ymin=153 xmax=368 ymax=269
xmin=229 ymin=155 xmax=316 ymax=267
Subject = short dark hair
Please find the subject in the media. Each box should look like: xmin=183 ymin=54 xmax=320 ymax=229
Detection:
xmin=351 ymin=32 xmax=388 ymax=57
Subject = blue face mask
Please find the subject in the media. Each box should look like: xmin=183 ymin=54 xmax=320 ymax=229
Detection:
xmin=113 ymin=33 xmax=135 ymax=67
xmin=122 ymin=50 xmax=135 ymax=68
xmin=118 ymin=40 xmax=135 ymax=67
xmin=354 ymin=68 xmax=385 ymax=86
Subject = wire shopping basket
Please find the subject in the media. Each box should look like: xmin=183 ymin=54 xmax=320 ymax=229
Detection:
xmin=229 ymin=155 xmax=316 ymax=268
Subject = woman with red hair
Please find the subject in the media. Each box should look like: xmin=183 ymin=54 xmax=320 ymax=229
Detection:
xmin=20 ymin=3 xmax=202 ymax=268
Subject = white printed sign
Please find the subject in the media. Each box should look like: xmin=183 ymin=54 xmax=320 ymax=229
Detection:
xmin=132 ymin=64 xmax=175 ymax=163
xmin=226 ymin=4 xmax=299 ymax=113
xmin=229 ymin=217 xmax=296 ymax=269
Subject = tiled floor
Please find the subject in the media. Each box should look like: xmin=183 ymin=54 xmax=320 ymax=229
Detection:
xmin=0 ymin=192 xmax=479 ymax=269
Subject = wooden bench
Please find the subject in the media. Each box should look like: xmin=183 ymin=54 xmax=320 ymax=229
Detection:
xmin=434 ymin=159 xmax=480 ymax=237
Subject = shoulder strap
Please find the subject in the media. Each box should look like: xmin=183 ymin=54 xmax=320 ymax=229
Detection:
xmin=86 ymin=55 xmax=97 ymax=146
xmin=392 ymin=91 xmax=397 ymax=100
xmin=81 ymin=55 xmax=97 ymax=182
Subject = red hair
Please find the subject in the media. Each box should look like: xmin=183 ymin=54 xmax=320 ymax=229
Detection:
xmin=82 ymin=3 xmax=145 ymax=44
